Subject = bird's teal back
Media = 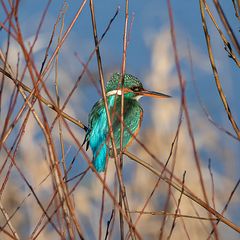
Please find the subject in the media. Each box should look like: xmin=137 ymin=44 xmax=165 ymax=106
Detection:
xmin=86 ymin=95 xmax=143 ymax=172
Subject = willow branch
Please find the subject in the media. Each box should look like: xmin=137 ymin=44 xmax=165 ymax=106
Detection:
xmin=199 ymin=0 xmax=240 ymax=140
xmin=89 ymin=1 xmax=136 ymax=239
xmin=0 ymin=67 xmax=88 ymax=132
xmin=124 ymin=150 xmax=240 ymax=234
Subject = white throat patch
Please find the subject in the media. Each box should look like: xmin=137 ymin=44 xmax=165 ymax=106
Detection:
xmin=106 ymin=89 xmax=123 ymax=97
xmin=133 ymin=95 xmax=143 ymax=101
xmin=106 ymin=89 xmax=142 ymax=101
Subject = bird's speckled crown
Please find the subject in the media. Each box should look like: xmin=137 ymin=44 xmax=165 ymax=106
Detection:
xmin=106 ymin=72 xmax=143 ymax=92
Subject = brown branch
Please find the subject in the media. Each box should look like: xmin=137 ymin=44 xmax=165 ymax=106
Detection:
xmin=1 ymin=56 xmax=84 ymax=238
xmin=207 ymin=178 xmax=240 ymax=239
xmin=167 ymin=171 xmax=186 ymax=240
xmin=1 ymin=40 xmax=85 ymax=238
xmin=187 ymin=43 xmax=239 ymax=141
xmin=0 ymin=200 xmax=20 ymax=240
xmin=204 ymin=2 xmax=239 ymax=67
xmin=208 ymin=159 xmax=216 ymax=210
xmin=231 ymin=0 xmax=240 ymax=19
xmin=3 ymin=144 xmax=64 ymax=238
xmin=49 ymin=5 xmax=120 ymax=132
xmin=104 ymin=209 xmax=115 ymax=240
xmin=124 ymin=150 xmax=240 ymax=234
xmin=31 ymin=119 xmax=141 ymax=239
xmin=39 ymin=2 xmax=68 ymax=75
xmin=199 ymin=0 xmax=240 ymax=140
xmin=213 ymin=0 xmax=240 ymax=55
xmin=0 ymin=67 xmax=88 ymax=131
xmin=40 ymin=0 xmax=88 ymax=78
xmin=130 ymin=211 xmax=218 ymax=221
xmin=168 ymin=0 xmax=219 ymax=237
xmin=130 ymin=107 xmax=183 ymax=240
xmin=54 ymin=9 xmax=76 ymax=239
xmin=119 ymin=1 xmax=132 ymax=239
xmin=2 ymin=60 xmax=239 ymax=235
xmin=88 ymin=1 xmax=136 ymax=239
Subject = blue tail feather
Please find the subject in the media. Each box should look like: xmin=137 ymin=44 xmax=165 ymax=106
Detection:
xmin=92 ymin=142 xmax=108 ymax=172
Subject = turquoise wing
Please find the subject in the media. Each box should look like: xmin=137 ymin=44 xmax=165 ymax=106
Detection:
xmin=87 ymin=99 xmax=109 ymax=172
xmin=86 ymin=96 xmax=143 ymax=172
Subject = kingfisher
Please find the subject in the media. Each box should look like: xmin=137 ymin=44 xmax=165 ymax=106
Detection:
xmin=84 ymin=72 xmax=170 ymax=172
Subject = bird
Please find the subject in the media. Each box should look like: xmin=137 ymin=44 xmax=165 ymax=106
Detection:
xmin=83 ymin=72 xmax=170 ymax=172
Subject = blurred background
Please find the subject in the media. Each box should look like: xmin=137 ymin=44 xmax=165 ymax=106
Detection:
xmin=0 ymin=1 xmax=239 ymax=239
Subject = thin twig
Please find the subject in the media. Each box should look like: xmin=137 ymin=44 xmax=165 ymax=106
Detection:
xmin=104 ymin=210 xmax=114 ymax=240
xmin=54 ymin=8 xmax=75 ymax=238
xmin=0 ymin=67 xmax=88 ymax=131
xmin=40 ymin=0 xmax=88 ymax=78
xmin=131 ymin=106 xmax=183 ymax=240
xmin=159 ymin=108 xmax=183 ymax=240
xmin=89 ymin=1 xmax=136 ymax=239
xmin=168 ymin=1 xmax=219 ymax=237
xmin=231 ymin=0 xmax=240 ymax=19
xmin=4 ymin=63 xmax=239 ymax=235
xmin=130 ymin=211 xmax=218 ymax=221
xmin=204 ymin=2 xmax=239 ymax=67
xmin=213 ymin=0 xmax=240 ymax=54
xmin=208 ymin=159 xmax=216 ymax=210
xmin=119 ymin=1 xmax=133 ymax=239
xmin=187 ymin=43 xmax=239 ymax=141
xmin=39 ymin=1 xmax=68 ymax=74
xmin=31 ymin=119 xmax=141 ymax=239
xmin=167 ymin=171 xmax=186 ymax=240
xmin=50 ymin=5 xmax=120 ymax=131
xmin=124 ymin=150 xmax=240 ymax=234
xmin=0 ymin=200 xmax=20 ymax=240
xmin=3 ymin=144 xmax=64 ymax=238
xmin=207 ymin=178 xmax=240 ymax=239
xmin=199 ymin=0 xmax=240 ymax=140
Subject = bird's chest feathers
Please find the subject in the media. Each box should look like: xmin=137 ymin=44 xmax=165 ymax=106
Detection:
xmin=89 ymin=95 xmax=142 ymax=149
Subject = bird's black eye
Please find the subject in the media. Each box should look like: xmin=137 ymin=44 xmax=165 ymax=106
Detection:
xmin=131 ymin=86 xmax=141 ymax=92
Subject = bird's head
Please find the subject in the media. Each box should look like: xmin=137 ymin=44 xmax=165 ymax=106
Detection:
xmin=106 ymin=72 xmax=170 ymax=100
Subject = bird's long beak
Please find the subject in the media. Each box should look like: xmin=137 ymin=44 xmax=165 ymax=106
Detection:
xmin=139 ymin=89 xmax=171 ymax=99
